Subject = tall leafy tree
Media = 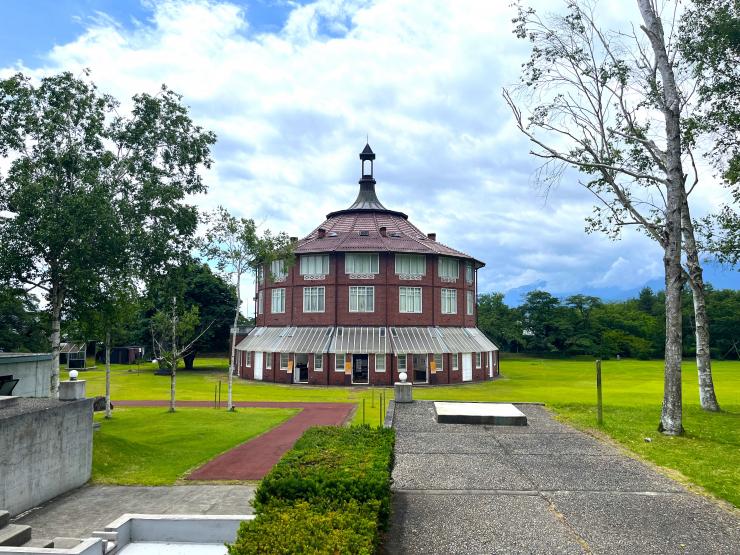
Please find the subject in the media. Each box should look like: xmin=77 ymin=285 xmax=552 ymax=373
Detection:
xmin=0 ymin=285 xmax=49 ymax=352
xmin=201 ymin=206 xmax=293 ymax=411
xmin=477 ymin=293 xmax=524 ymax=352
xmin=0 ymin=72 xmax=215 ymax=396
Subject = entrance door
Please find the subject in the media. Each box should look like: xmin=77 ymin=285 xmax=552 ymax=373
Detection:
xmin=462 ymin=353 xmax=473 ymax=382
xmin=294 ymin=353 xmax=309 ymax=383
xmin=254 ymin=351 xmax=263 ymax=381
xmin=352 ymin=354 xmax=369 ymax=384
xmin=412 ymin=354 xmax=428 ymax=383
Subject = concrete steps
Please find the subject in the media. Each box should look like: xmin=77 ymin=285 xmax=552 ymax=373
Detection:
xmin=22 ymin=538 xmax=55 ymax=548
xmin=0 ymin=523 xmax=32 ymax=547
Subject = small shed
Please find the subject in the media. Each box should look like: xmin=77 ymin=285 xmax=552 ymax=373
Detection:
xmin=60 ymin=342 xmax=87 ymax=369
xmin=109 ymin=346 xmax=145 ymax=365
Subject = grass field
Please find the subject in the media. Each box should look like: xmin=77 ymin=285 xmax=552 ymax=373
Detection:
xmin=78 ymin=356 xmax=739 ymax=505
xmin=92 ymin=407 xmax=298 ymax=485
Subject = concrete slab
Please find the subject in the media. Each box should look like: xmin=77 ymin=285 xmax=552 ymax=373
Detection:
xmin=13 ymin=485 xmax=255 ymax=541
xmin=386 ymin=493 xmax=586 ymax=554
xmin=395 ymin=431 xmax=502 ymax=454
xmin=434 ymin=402 xmax=528 ymax=426
xmin=495 ymin=432 xmax=619 ymax=455
xmin=549 ymin=491 xmax=740 ymax=554
xmin=509 ymin=454 xmax=684 ymax=493
xmin=392 ymin=454 xmax=534 ymax=491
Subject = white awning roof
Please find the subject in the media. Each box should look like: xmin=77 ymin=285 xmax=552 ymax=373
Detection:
xmin=466 ymin=327 xmax=499 ymax=352
xmin=235 ymin=327 xmax=333 ymax=353
xmin=389 ymin=327 xmax=448 ymax=354
xmin=330 ymin=327 xmax=389 ymax=353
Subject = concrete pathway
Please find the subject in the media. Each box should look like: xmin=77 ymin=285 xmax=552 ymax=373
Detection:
xmin=13 ymin=485 xmax=254 ymax=541
xmin=116 ymin=400 xmax=354 ymax=480
xmin=387 ymin=401 xmax=740 ymax=554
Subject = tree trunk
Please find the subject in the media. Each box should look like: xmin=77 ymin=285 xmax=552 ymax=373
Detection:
xmin=170 ymin=297 xmax=177 ymax=413
xmin=681 ymin=197 xmax=721 ymax=411
xmin=638 ymin=0 xmax=683 ymax=435
xmin=105 ymin=330 xmax=112 ymax=419
xmin=183 ymin=351 xmax=196 ymax=370
xmin=49 ymin=285 xmax=62 ymax=398
xmin=227 ymin=269 xmax=241 ymax=412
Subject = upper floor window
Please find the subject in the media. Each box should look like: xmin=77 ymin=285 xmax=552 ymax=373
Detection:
xmin=258 ymin=290 xmax=264 ymax=315
xmin=300 ymin=255 xmax=329 ymax=277
xmin=345 ymin=253 xmax=379 ymax=274
xmin=395 ymin=254 xmax=425 ymax=277
xmin=438 ymin=257 xmax=459 ymax=280
xmin=258 ymin=266 xmax=265 ymax=285
xmin=349 ymin=286 xmax=375 ymax=312
xmin=441 ymin=288 xmax=457 ymax=314
xmin=466 ymin=290 xmax=475 ymax=315
xmin=271 ymin=288 xmax=286 ymax=313
xmin=270 ymin=260 xmax=287 ymax=281
xmin=466 ymin=262 xmax=474 ymax=284
xmin=399 ymin=286 xmax=422 ymax=313
xmin=303 ymin=286 xmax=325 ymax=313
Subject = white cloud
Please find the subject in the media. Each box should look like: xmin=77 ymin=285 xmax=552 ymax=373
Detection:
xmin=1 ymin=0 xmax=733 ymax=312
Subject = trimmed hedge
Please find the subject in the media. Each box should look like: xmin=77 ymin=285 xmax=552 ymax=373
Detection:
xmin=254 ymin=426 xmax=395 ymax=528
xmin=228 ymin=426 xmax=395 ymax=555
xmin=227 ymin=500 xmax=378 ymax=555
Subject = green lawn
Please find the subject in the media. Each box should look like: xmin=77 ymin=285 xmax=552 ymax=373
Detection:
xmin=92 ymin=407 xmax=298 ymax=485
xmin=77 ymin=356 xmax=739 ymax=505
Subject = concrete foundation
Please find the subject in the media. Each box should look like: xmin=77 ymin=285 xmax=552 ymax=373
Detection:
xmin=59 ymin=380 xmax=87 ymax=401
xmin=394 ymin=382 xmax=413 ymax=403
xmin=0 ymin=398 xmax=94 ymax=516
xmin=434 ymin=402 xmax=528 ymax=426
xmin=0 ymin=354 xmax=51 ymax=398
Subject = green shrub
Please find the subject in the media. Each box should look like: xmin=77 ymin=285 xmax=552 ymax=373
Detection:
xmin=227 ymin=500 xmax=379 ymax=555
xmin=254 ymin=426 xmax=395 ymax=529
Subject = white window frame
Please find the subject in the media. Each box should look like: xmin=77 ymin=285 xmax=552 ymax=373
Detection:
xmin=266 ymin=352 xmax=272 ymax=370
xmin=246 ymin=351 xmax=251 ymax=367
xmin=258 ymin=290 xmax=264 ymax=315
xmin=300 ymin=255 xmax=329 ymax=277
xmin=438 ymin=257 xmax=459 ymax=279
xmin=375 ymin=354 xmax=385 ymax=373
xmin=270 ymin=259 xmax=287 ymax=281
xmin=271 ymin=288 xmax=286 ymax=314
xmin=395 ymin=254 xmax=426 ymax=276
xmin=398 ymin=354 xmax=407 ymax=372
xmin=441 ymin=288 xmax=457 ymax=314
xmin=476 ymin=352 xmax=482 ymax=368
xmin=314 ymin=353 xmax=323 ymax=371
xmin=345 ymin=253 xmax=379 ymax=274
xmin=433 ymin=353 xmax=443 ymax=372
xmin=466 ymin=262 xmax=474 ymax=284
xmin=399 ymin=286 xmax=422 ymax=313
xmin=303 ymin=286 xmax=325 ymax=313
xmin=349 ymin=286 xmax=375 ymax=312
xmin=466 ymin=290 xmax=474 ymax=316
xmin=280 ymin=353 xmax=289 ymax=370
xmin=452 ymin=353 xmax=459 ymax=371
xmin=335 ymin=353 xmax=347 ymax=372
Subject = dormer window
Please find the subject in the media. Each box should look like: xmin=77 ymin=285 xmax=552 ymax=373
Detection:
xmin=345 ymin=253 xmax=379 ymax=274
xmin=300 ymin=255 xmax=329 ymax=277
xmin=395 ymin=254 xmax=425 ymax=278
xmin=270 ymin=260 xmax=287 ymax=282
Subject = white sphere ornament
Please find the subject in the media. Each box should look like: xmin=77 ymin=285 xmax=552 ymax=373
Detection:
xmin=69 ymin=369 xmax=79 ymax=381
xmin=399 ymin=372 xmax=408 ymax=383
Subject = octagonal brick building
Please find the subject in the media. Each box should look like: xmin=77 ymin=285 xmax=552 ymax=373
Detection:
xmin=235 ymin=144 xmax=499 ymax=385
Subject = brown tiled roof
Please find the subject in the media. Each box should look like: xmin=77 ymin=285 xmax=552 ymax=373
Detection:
xmin=295 ymin=211 xmax=483 ymax=266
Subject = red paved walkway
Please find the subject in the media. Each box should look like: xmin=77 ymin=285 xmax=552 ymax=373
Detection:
xmin=116 ymin=400 xmax=355 ymax=480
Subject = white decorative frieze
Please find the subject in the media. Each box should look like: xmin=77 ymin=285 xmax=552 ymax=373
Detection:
xmin=273 ymin=276 xmax=287 ymax=283
xmin=303 ymin=274 xmax=326 ymax=280
xmin=399 ymin=273 xmax=423 ymax=280
xmin=440 ymin=277 xmax=457 ymax=283
xmin=349 ymin=273 xmax=375 ymax=280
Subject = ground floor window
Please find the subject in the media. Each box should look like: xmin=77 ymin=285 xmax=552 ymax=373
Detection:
xmin=375 ymin=354 xmax=385 ymax=372
xmin=433 ymin=353 xmax=443 ymax=372
xmin=398 ymin=354 xmax=407 ymax=372
xmin=314 ymin=353 xmax=323 ymax=371
xmin=246 ymin=351 xmax=251 ymax=367
xmin=475 ymin=352 xmax=482 ymax=368
xmin=335 ymin=353 xmax=348 ymax=372
xmin=266 ymin=352 xmax=272 ymax=369
xmin=452 ymin=353 xmax=459 ymax=371
xmin=280 ymin=352 xmax=289 ymax=370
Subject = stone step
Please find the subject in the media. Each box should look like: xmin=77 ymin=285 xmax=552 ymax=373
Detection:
xmin=52 ymin=537 xmax=83 ymax=549
xmin=0 ymin=524 xmax=32 ymax=547
xmin=23 ymin=538 xmax=55 ymax=548
xmin=0 ymin=510 xmax=9 ymax=529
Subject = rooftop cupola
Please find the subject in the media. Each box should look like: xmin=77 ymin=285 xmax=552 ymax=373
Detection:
xmin=348 ymin=143 xmax=387 ymax=211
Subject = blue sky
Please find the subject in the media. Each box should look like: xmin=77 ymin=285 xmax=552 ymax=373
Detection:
xmin=1 ymin=0 xmax=737 ymax=310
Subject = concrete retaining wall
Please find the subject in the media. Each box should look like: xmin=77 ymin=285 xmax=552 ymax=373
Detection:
xmin=0 ymin=354 xmax=52 ymax=398
xmin=0 ymin=398 xmax=94 ymax=516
